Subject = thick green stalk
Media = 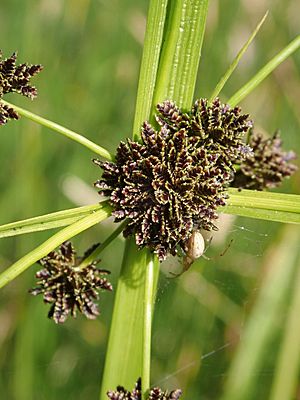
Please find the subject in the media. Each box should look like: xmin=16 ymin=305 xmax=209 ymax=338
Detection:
xmin=100 ymin=1 xmax=209 ymax=397
xmin=0 ymin=204 xmax=111 ymax=289
xmin=152 ymin=0 xmax=209 ymax=110
xmin=100 ymin=1 xmax=168 ymax=397
xmin=132 ymin=0 xmax=168 ymax=138
xmin=100 ymin=238 xmax=159 ymax=398
xmin=142 ymin=254 xmax=158 ymax=394
xmin=141 ymin=0 xmax=209 ymax=393
xmin=2 ymin=100 xmax=113 ymax=160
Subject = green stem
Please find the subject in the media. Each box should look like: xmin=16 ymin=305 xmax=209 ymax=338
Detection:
xmin=78 ymin=220 xmax=127 ymax=269
xmin=142 ymin=253 xmax=157 ymax=397
xmin=0 ymin=205 xmax=111 ymax=289
xmin=100 ymin=238 xmax=149 ymax=399
xmin=209 ymin=11 xmax=268 ymax=103
xmin=0 ymin=203 xmax=106 ymax=238
xmin=152 ymin=0 xmax=209 ymax=110
xmin=100 ymin=1 xmax=209 ymax=396
xmin=101 ymin=1 xmax=169 ymax=396
xmin=2 ymin=100 xmax=114 ymax=161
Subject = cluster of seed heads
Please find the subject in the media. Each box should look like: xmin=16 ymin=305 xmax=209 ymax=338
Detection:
xmin=232 ymin=131 xmax=297 ymax=190
xmin=107 ymin=378 xmax=182 ymax=400
xmin=94 ymin=98 xmax=253 ymax=261
xmin=0 ymin=50 xmax=292 ymax=318
xmin=0 ymin=50 xmax=42 ymax=125
xmin=29 ymin=242 xmax=112 ymax=324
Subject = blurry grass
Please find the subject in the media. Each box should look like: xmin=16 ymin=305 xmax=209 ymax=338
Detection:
xmin=0 ymin=0 xmax=300 ymax=399
xmin=222 ymin=225 xmax=300 ymax=400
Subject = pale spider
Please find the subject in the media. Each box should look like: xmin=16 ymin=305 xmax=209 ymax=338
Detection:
xmin=171 ymin=230 xmax=233 ymax=277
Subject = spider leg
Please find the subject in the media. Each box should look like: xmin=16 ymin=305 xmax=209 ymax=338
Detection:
xmin=205 ymin=239 xmax=234 ymax=261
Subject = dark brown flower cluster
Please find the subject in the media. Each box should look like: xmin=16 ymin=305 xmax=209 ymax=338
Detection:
xmin=94 ymin=98 xmax=252 ymax=260
xmin=29 ymin=242 xmax=112 ymax=324
xmin=107 ymin=378 xmax=182 ymax=400
xmin=107 ymin=378 xmax=141 ymax=400
xmin=0 ymin=50 xmax=42 ymax=125
xmin=148 ymin=387 xmax=182 ymax=400
xmin=232 ymin=131 xmax=297 ymax=190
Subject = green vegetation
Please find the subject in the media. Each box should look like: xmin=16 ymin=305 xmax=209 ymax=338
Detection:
xmin=0 ymin=1 xmax=299 ymax=400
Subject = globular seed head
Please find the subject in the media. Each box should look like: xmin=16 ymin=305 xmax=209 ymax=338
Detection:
xmin=94 ymin=98 xmax=253 ymax=261
xmin=29 ymin=241 xmax=112 ymax=323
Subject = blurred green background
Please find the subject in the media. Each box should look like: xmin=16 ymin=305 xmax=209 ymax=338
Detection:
xmin=0 ymin=0 xmax=300 ymax=399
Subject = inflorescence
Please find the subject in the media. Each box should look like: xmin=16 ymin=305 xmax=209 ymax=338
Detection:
xmin=94 ymin=99 xmax=297 ymax=261
xmin=29 ymin=242 xmax=112 ymax=324
xmin=232 ymin=131 xmax=297 ymax=190
xmin=0 ymin=50 xmax=42 ymax=125
xmin=107 ymin=378 xmax=182 ymax=400
xmin=94 ymin=98 xmax=253 ymax=261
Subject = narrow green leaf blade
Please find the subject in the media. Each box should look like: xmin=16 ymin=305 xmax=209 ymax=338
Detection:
xmin=228 ymin=34 xmax=300 ymax=106
xmin=209 ymin=11 xmax=268 ymax=102
xmin=132 ymin=0 xmax=168 ymax=139
xmin=227 ymin=188 xmax=300 ymax=214
xmin=0 ymin=203 xmax=105 ymax=238
xmin=222 ymin=205 xmax=300 ymax=224
xmin=2 ymin=100 xmax=114 ymax=160
xmin=0 ymin=204 xmax=111 ymax=289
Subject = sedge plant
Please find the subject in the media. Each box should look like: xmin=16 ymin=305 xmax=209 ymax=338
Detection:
xmin=0 ymin=1 xmax=300 ymax=399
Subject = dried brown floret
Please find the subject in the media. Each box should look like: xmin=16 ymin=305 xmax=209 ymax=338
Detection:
xmin=148 ymin=387 xmax=182 ymax=400
xmin=94 ymin=99 xmax=252 ymax=261
xmin=0 ymin=102 xmax=19 ymax=125
xmin=232 ymin=131 xmax=298 ymax=190
xmin=156 ymin=98 xmax=253 ymax=168
xmin=106 ymin=379 xmax=182 ymax=400
xmin=107 ymin=378 xmax=141 ymax=400
xmin=0 ymin=50 xmax=42 ymax=125
xmin=29 ymin=241 xmax=112 ymax=324
xmin=0 ymin=51 xmax=42 ymax=98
